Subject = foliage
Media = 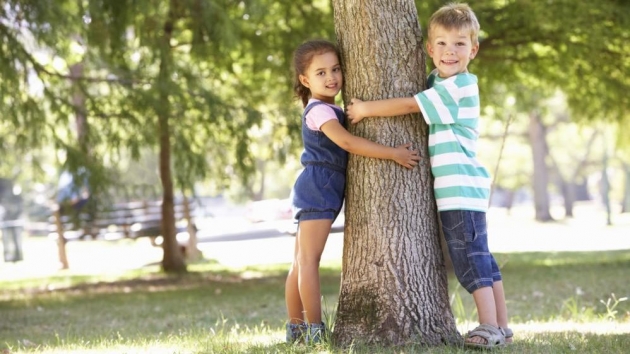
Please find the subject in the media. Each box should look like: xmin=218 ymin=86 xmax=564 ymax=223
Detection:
xmin=415 ymin=0 xmax=630 ymax=124
xmin=0 ymin=0 xmax=335 ymax=199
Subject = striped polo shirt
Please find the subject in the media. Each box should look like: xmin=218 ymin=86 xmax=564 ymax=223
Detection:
xmin=414 ymin=71 xmax=491 ymax=212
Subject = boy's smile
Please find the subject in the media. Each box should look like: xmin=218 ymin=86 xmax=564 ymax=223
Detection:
xmin=427 ymin=25 xmax=478 ymax=78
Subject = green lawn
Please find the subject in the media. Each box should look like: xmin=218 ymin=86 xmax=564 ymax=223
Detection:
xmin=1 ymin=238 xmax=629 ymax=353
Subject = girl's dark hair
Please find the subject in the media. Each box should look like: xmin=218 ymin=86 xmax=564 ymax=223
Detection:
xmin=292 ymin=39 xmax=341 ymax=108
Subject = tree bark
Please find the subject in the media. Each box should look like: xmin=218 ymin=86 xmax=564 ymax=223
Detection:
xmin=332 ymin=0 xmax=459 ymax=346
xmin=157 ymin=4 xmax=186 ymax=273
xmin=528 ymin=110 xmax=553 ymax=221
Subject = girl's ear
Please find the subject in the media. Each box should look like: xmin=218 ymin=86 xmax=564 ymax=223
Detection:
xmin=299 ymin=74 xmax=310 ymax=88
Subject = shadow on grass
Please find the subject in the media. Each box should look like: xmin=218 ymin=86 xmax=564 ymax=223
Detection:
xmin=1 ymin=251 xmax=629 ymax=352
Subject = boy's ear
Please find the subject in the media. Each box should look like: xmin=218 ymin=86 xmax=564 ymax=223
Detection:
xmin=426 ymin=42 xmax=434 ymax=57
xmin=299 ymin=74 xmax=310 ymax=88
xmin=470 ymin=43 xmax=479 ymax=59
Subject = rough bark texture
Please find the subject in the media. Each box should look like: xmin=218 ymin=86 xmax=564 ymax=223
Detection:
xmin=332 ymin=0 xmax=459 ymax=347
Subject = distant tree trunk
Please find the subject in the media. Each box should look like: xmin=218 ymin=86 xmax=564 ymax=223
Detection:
xmin=183 ymin=194 xmax=201 ymax=260
xmin=53 ymin=208 xmax=69 ymax=269
xmin=53 ymin=61 xmax=88 ymax=269
xmin=622 ymin=162 xmax=630 ymax=214
xmin=549 ymin=130 xmax=597 ymax=218
xmin=157 ymin=5 xmax=186 ymax=273
xmin=332 ymin=0 xmax=459 ymax=347
xmin=601 ymin=147 xmax=612 ymax=226
xmin=70 ymin=62 xmax=89 ymax=153
xmin=528 ymin=110 xmax=553 ymax=221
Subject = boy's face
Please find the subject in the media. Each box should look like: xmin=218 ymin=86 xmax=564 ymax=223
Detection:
xmin=299 ymin=51 xmax=343 ymax=105
xmin=426 ymin=25 xmax=478 ymax=78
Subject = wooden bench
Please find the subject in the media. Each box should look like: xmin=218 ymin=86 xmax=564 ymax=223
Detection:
xmin=49 ymin=198 xmax=197 ymax=247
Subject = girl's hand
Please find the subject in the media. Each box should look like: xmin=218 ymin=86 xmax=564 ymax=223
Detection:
xmin=392 ymin=143 xmax=420 ymax=169
xmin=346 ymin=98 xmax=366 ymax=124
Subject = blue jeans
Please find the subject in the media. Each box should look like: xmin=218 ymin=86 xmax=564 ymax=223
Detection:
xmin=439 ymin=210 xmax=501 ymax=293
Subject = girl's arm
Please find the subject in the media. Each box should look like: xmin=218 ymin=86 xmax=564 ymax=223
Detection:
xmin=320 ymin=119 xmax=420 ymax=169
xmin=346 ymin=97 xmax=420 ymax=124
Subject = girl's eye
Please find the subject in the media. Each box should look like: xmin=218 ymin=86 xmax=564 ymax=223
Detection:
xmin=333 ymin=67 xmax=341 ymax=72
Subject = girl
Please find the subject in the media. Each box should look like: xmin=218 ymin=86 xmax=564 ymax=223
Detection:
xmin=285 ymin=39 xmax=420 ymax=344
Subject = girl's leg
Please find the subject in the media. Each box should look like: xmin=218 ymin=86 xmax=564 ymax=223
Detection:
xmin=285 ymin=233 xmax=303 ymax=324
xmin=296 ymin=219 xmax=332 ymax=324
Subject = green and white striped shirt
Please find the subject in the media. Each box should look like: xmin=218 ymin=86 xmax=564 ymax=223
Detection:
xmin=414 ymin=71 xmax=491 ymax=212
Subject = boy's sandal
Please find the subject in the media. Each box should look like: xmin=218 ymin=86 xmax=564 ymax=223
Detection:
xmin=502 ymin=327 xmax=514 ymax=344
xmin=464 ymin=324 xmax=506 ymax=349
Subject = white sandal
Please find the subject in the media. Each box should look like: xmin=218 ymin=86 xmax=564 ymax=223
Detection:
xmin=464 ymin=324 xmax=506 ymax=349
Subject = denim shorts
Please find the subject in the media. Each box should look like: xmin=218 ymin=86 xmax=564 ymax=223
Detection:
xmin=439 ymin=210 xmax=501 ymax=293
xmin=292 ymin=165 xmax=345 ymax=222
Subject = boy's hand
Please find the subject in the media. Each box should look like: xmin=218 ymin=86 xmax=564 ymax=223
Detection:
xmin=346 ymin=98 xmax=367 ymax=124
xmin=393 ymin=143 xmax=420 ymax=169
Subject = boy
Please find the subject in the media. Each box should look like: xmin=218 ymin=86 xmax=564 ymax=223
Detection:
xmin=346 ymin=2 xmax=512 ymax=349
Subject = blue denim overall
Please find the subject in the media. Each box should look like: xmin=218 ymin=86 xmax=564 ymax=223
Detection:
xmin=292 ymin=100 xmax=348 ymax=222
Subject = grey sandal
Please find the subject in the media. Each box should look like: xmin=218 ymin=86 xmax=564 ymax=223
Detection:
xmin=464 ymin=324 xmax=506 ymax=349
xmin=503 ymin=327 xmax=514 ymax=343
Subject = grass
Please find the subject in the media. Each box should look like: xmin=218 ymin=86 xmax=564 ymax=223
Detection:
xmin=1 ymin=249 xmax=629 ymax=353
xmin=1 ymin=206 xmax=630 ymax=353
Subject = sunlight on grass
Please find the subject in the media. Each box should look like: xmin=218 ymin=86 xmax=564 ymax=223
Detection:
xmin=2 ymin=214 xmax=629 ymax=353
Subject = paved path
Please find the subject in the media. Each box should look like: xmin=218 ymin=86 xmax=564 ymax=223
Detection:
xmin=1 ymin=204 xmax=629 ymax=276
xmin=199 ymin=205 xmax=630 ymax=267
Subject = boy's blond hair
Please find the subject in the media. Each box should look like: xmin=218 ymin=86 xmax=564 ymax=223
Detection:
xmin=428 ymin=2 xmax=480 ymax=45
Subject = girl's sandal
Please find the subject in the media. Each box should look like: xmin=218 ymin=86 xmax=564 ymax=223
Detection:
xmin=502 ymin=327 xmax=514 ymax=344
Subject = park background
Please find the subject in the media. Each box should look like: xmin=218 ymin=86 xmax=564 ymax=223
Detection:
xmin=1 ymin=0 xmax=629 ymax=353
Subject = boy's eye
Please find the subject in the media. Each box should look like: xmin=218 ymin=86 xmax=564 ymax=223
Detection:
xmin=333 ymin=67 xmax=341 ymax=72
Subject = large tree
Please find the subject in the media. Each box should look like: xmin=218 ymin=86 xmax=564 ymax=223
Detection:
xmin=332 ymin=0 xmax=458 ymax=346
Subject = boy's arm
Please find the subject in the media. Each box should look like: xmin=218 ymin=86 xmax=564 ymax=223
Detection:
xmin=347 ymin=97 xmax=420 ymax=124
xmin=320 ymin=119 xmax=420 ymax=169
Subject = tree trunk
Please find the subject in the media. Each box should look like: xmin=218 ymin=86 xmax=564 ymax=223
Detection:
xmin=53 ymin=208 xmax=69 ymax=269
xmin=621 ymin=162 xmax=630 ymax=214
xmin=332 ymin=0 xmax=459 ymax=346
xmin=157 ymin=5 xmax=186 ymax=273
xmin=601 ymin=145 xmax=612 ymax=226
xmin=528 ymin=110 xmax=553 ymax=221
xmin=549 ymin=129 xmax=597 ymax=219
xmin=183 ymin=194 xmax=202 ymax=260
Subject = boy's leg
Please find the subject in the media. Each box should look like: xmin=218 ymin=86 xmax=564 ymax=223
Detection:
xmin=296 ymin=219 xmax=332 ymax=324
xmin=468 ymin=286 xmax=499 ymax=345
xmin=493 ymin=280 xmax=511 ymax=342
xmin=439 ymin=210 xmax=505 ymax=346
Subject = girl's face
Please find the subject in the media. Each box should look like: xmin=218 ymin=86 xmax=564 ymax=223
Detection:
xmin=426 ymin=25 xmax=478 ymax=78
xmin=299 ymin=51 xmax=342 ymax=104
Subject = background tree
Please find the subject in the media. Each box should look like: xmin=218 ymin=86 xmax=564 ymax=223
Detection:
xmin=332 ymin=0 xmax=458 ymax=346
xmin=1 ymin=0 xmax=334 ymax=272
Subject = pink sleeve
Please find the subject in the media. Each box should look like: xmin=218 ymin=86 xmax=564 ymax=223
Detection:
xmin=305 ymin=104 xmax=339 ymax=131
